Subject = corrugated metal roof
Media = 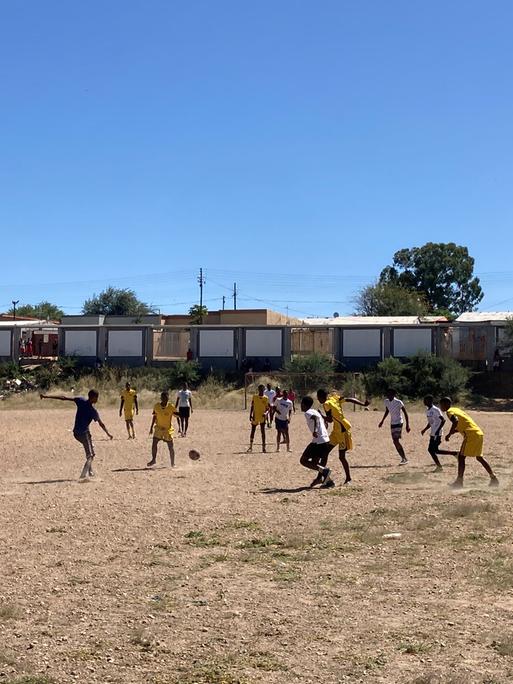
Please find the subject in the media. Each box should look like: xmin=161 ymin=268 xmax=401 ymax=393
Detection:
xmin=455 ymin=312 xmax=513 ymax=323
xmin=302 ymin=315 xmax=447 ymax=326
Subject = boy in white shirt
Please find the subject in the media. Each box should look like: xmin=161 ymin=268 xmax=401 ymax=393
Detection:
xmin=420 ymin=395 xmax=453 ymax=471
xmin=378 ymin=388 xmax=410 ymax=464
xmin=274 ymin=389 xmax=293 ymax=452
xmin=300 ymin=396 xmax=335 ymax=488
xmin=264 ymin=383 xmax=276 ymax=428
xmin=175 ymin=382 xmax=193 ymax=437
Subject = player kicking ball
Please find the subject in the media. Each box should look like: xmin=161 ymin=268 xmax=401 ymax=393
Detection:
xmin=40 ymin=389 xmax=113 ymax=480
xmin=300 ymin=396 xmax=335 ymax=488
xmin=317 ymin=389 xmax=369 ymax=485
xmin=148 ymin=391 xmax=179 ymax=467
xmin=440 ymin=397 xmax=499 ymax=489
xmin=119 ymin=382 xmax=138 ymax=439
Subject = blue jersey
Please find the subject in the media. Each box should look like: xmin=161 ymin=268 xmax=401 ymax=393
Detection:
xmin=73 ymin=397 xmax=99 ymax=434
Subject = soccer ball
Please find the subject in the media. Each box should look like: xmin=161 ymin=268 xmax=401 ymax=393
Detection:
xmin=188 ymin=449 xmax=201 ymax=461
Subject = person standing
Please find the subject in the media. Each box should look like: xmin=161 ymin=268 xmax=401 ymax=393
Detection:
xmin=175 ymin=382 xmax=193 ymax=437
xmin=40 ymin=389 xmax=113 ymax=479
xmin=148 ymin=391 xmax=179 ymax=467
xmin=274 ymin=389 xmax=293 ymax=452
xmin=119 ymin=381 xmax=139 ymax=439
xmin=263 ymin=383 xmax=276 ymax=428
xmin=247 ymin=384 xmax=269 ymax=453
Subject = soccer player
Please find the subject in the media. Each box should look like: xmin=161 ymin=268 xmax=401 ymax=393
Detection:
xmin=300 ymin=396 xmax=335 ymax=488
xmin=247 ymin=384 xmax=269 ymax=453
xmin=119 ymin=382 xmax=138 ymax=439
xmin=420 ymin=395 xmax=454 ymax=470
xmin=274 ymin=389 xmax=293 ymax=452
xmin=175 ymin=382 xmax=193 ymax=437
xmin=440 ymin=397 xmax=499 ymax=489
xmin=378 ymin=389 xmax=410 ymax=464
xmin=287 ymin=389 xmax=296 ymax=413
xmin=40 ymin=389 xmax=113 ymax=480
xmin=263 ymin=383 xmax=276 ymax=428
xmin=148 ymin=391 xmax=179 ymax=467
xmin=317 ymin=389 xmax=369 ymax=485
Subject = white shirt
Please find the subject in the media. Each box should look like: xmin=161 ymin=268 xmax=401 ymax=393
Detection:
xmin=426 ymin=405 xmax=444 ymax=437
xmin=385 ymin=398 xmax=404 ymax=425
xmin=274 ymin=398 xmax=293 ymax=421
xmin=177 ymin=389 xmax=192 ymax=408
xmin=264 ymin=389 xmax=276 ymax=405
xmin=304 ymin=408 xmax=329 ymax=444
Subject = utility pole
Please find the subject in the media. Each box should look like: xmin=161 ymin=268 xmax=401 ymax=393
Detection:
xmin=222 ymin=295 xmax=226 ymax=310
xmin=12 ymin=300 xmax=19 ymax=321
xmin=233 ymin=283 xmax=237 ymax=310
xmin=197 ymin=268 xmax=205 ymax=323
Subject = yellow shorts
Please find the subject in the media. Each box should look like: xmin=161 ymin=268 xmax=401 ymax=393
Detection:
xmin=330 ymin=429 xmax=353 ymax=451
xmin=460 ymin=431 xmax=484 ymax=458
xmin=153 ymin=426 xmax=174 ymax=442
xmin=124 ymin=411 xmax=135 ymax=421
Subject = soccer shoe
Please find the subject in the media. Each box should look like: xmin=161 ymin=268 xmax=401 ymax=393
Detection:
xmin=246 ymin=446 xmax=253 ymax=453
xmin=321 ymin=467 xmax=332 ymax=484
xmin=399 ymin=458 xmax=408 ymax=465
xmin=309 ymin=473 xmax=323 ymax=488
xmin=320 ymin=478 xmax=335 ymax=489
xmin=146 ymin=460 xmax=157 ymax=467
xmin=490 ymin=477 xmax=499 ymax=487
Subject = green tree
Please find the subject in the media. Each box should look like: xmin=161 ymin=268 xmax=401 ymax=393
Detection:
xmin=354 ymin=282 xmax=429 ymax=316
xmin=7 ymin=301 xmax=64 ymax=320
xmin=166 ymin=360 xmax=201 ymax=388
xmin=379 ymin=242 xmax=483 ymax=315
xmin=82 ymin=287 xmax=154 ymax=316
xmin=189 ymin=304 xmax=208 ymax=325
xmin=283 ymin=352 xmax=335 ymax=391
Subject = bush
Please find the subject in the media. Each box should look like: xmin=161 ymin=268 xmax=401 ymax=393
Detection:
xmin=165 ymin=360 xmax=201 ymax=389
xmin=365 ymin=353 xmax=470 ymax=400
xmin=283 ymin=353 xmax=335 ymax=392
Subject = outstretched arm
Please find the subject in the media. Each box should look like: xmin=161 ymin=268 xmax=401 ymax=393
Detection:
xmin=345 ymin=397 xmax=370 ymax=407
xmin=40 ymin=394 xmax=75 ymax=402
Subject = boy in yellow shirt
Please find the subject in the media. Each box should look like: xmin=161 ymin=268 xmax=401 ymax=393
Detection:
xmin=317 ymin=388 xmax=369 ymax=485
xmin=119 ymin=382 xmax=138 ymax=439
xmin=148 ymin=391 xmax=179 ymax=467
xmin=247 ymin=384 xmax=269 ymax=453
xmin=440 ymin=397 xmax=498 ymax=489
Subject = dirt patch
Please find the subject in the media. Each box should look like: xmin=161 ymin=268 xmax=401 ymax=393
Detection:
xmin=1 ymin=406 xmax=512 ymax=683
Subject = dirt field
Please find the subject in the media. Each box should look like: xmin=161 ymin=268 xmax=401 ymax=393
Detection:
xmin=1 ymin=405 xmax=513 ymax=684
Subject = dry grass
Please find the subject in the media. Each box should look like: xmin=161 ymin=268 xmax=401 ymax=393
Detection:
xmin=0 ymin=407 xmax=512 ymax=683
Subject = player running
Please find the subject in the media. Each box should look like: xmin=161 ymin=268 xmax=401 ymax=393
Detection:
xmin=420 ymin=395 xmax=455 ymax=470
xmin=317 ymin=389 xmax=369 ymax=485
xmin=300 ymin=396 xmax=335 ymax=488
xmin=119 ymin=382 xmax=138 ymax=439
xmin=148 ymin=391 xmax=179 ymax=467
xmin=40 ymin=389 xmax=113 ymax=480
xmin=440 ymin=397 xmax=499 ymax=489
xmin=378 ymin=389 xmax=411 ymax=464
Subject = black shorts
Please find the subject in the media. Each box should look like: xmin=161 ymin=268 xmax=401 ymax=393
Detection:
xmin=275 ymin=418 xmax=289 ymax=431
xmin=428 ymin=435 xmax=441 ymax=454
xmin=73 ymin=430 xmax=95 ymax=459
xmin=179 ymin=407 xmax=190 ymax=418
xmin=301 ymin=442 xmax=334 ymax=466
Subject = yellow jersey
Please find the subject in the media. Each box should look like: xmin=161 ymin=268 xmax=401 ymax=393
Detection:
xmin=153 ymin=401 xmax=177 ymax=438
xmin=252 ymin=395 xmax=269 ymax=424
xmin=121 ymin=388 xmax=137 ymax=416
xmin=323 ymin=395 xmax=352 ymax=433
xmin=447 ymin=407 xmax=483 ymax=436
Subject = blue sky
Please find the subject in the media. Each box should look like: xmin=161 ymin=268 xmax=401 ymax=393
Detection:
xmin=1 ymin=0 xmax=512 ymax=317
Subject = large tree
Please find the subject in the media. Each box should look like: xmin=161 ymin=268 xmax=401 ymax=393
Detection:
xmin=7 ymin=301 xmax=64 ymax=320
xmin=82 ymin=287 xmax=154 ymax=316
xmin=354 ymin=282 xmax=429 ymax=317
xmin=379 ymin=242 xmax=483 ymax=315
xmin=188 ymin=304 xmax=208 ymax=325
